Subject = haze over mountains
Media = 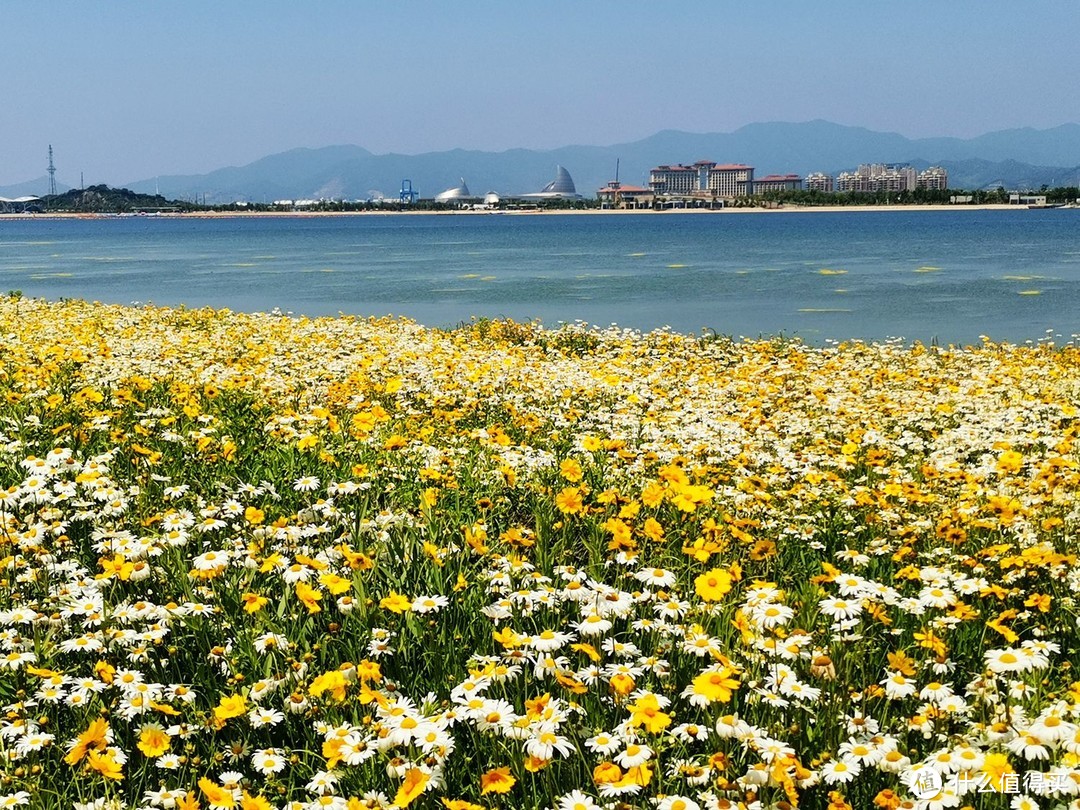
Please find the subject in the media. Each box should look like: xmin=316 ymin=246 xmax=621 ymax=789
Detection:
xmin=6 ymin=121 xmax=1079 ymax=203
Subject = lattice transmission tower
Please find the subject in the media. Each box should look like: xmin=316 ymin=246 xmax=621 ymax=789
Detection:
xmin=47 ymin=145 xmax=57 ymax=196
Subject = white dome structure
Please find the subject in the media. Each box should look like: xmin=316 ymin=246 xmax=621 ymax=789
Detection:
xmin=520 ymin=165 xmax=581 ymax=200
xmin=434 ymin=179 xmax=475 ymax=203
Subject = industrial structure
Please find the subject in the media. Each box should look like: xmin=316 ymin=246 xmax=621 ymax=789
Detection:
xmin=47 ymin=145 xmax=57 ymax=196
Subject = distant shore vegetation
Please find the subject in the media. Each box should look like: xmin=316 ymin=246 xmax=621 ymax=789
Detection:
xmin=19 ymin=184 xmax=1080 ymax=214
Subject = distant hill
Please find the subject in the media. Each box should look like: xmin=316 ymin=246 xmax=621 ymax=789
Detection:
xmin=0 ymin=176 xmax=71 ymax=199
xmin=928 ymin=158 xmax=1079 ymax=192
xmin=41 ymin=184 xmax=196 ymax=213
xmin=120 ymin=121 xmax=1080 ymax=203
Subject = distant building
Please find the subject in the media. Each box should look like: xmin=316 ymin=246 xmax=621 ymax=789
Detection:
xmin=649 ymin=161 xmax=754 ymax=198
xmin=836 ymin=163 xmax=916 ymax=193
xmin=805 ymin=172 xmax=834 ymax=192
xmin=708 ymin=164 xmax=754 ymax=197
xmin=517 ymin=165 xmax=581 ymax=200
xmin=753 ymin=174 xmax=802 ymax=194
xmin=434 ymin=179 xmax=477 ymax=204
xmin=649 ymin=163 xmax=699 ymax=195
xmin=596 ymin=181 xmax=654 ymax=209
xmin=1009 ymin=194 xmax=1047 ymax=206
xmin=0 ymin=195 xmax=41 ymax=213
xmin=916 ymin=166 xmax=948 ymax=190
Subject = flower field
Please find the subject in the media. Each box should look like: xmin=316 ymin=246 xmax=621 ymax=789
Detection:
xmin=2 ymin=297 xmax=1080 ymax=810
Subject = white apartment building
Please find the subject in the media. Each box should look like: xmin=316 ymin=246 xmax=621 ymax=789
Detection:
xmin=836 ymin=164 xmax=917 ymax=193
xmin=805 ymin=172 xmax=834 ymax=192
xmin=916 ymin=166 xmax=948 ymax=190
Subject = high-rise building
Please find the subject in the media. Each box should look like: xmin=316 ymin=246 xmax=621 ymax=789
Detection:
xmin=648 ymin=164 xmax=698 ymax=195
xmin=805 ymin=172 xmax=834 ymax=192
xmin=649 ymin=161 xmax=754 ymax=198
xmin=836 ymin=164 xmax=916 ymax=193
xmin=916 ymin=166 xmax=948 ymax=190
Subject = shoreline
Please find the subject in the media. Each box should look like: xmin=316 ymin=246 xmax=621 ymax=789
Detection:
xmin=0 ymin=203 xmax=1048 ymax=220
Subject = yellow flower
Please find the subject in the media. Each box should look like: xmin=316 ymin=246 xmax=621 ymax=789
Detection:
xmin=555 ymin=486 xmax=584 ymax=515
xmin=241 ymin=592 xmax=268 ymax=614
xmin=86 ymin=748 xmax=124 ymax=780
xmin=1025 ymin=593 xmax=1051 ymax=613
xmin=356 ymin=659 xmax=383 ymax=682
xmin=200 ymin=776 xmax=237 ymax=809
xmin=571 ymin=642 xmax=601 ymax=662
xmin=695 ymin=568 xmax=733 ymax=602
xmin=627 ymin=693 xmax=672 ymax=733
xmin=380 ymin=591 xmax=412 ymax=614
xmin=593 ymin=762 xmax=623 ymax=784
xmin=296 ymin=581 xmax=324 ymax=614
xmin=981 ymin=752 xmax=1015 ymax=792
xmin=617 ymin=762 xmax=653 ymax=788
xmin=136 ymin=723 xmax=171 ymax=757
xmin=96 ymin=554 xmax=134 ymax=581
xmin=244 ymin=506 xmax=265 ymax=525
xmin=559 ymin=458 xmax=584 ymax=482
xmin=441 ymin=800 xmax=485 ymax=810
xmin=493 ymin=627 xmax=524 ymax=648
xmin=297 ymin=434 xmax=320 ymax=451
xmin=464 ymin=523 xmax=489 ymax=554
xmin=641 ymin=480 xmax=667 ymax=507
xmin=997 ymin=449 xmax=1023 ymax=474
xmin=319 ymin=573 xmax=352 ymax=595
xmin=213 ymin=694 xmax=247 ymax=723
xmin=393 ymin=767 xmax=430 ymax=807
xmin=309 ymin=670 xmax=348 ymax=702
xmin=64 ymin=717 xmax=109 ymax=765
xmin=691 ymin=667 xmax=740 ymax=703
xmin=610 ymin=673 xmax=636 ymax=696
xmin=480 ymin=766 xmax=516 ymax=795
xmin=642 ymin=517 xmax=664 ymax=542
xmin=524 ymin=754 xmax=550 ymax=772
xmin=241 ymin=792 xmax=273 ymax=810
xmin=94 ymin=661 xmax=115 ymax=684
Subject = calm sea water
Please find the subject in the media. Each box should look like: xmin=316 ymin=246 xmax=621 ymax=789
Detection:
xmin=1 ymin=210 xmax=1078 ymax=344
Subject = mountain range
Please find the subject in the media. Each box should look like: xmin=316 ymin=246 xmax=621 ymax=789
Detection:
xmin=6 ymin=121 xmax=1079 ymax=203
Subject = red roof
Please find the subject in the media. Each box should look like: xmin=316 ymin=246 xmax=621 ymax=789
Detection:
xmin=598 ymin=184 xmax=649 ymax=193
xmin=756 ymin=174 xmax=802 ymax=182
xmin=711 ymin=163 xmax=753 ymax=170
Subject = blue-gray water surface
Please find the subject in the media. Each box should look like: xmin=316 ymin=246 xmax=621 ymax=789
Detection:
xmin=1 ymin=210 xmax=1078 ymax=345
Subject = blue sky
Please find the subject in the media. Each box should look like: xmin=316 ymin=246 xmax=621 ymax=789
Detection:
xmin=3 ymin=1 xmax=1078 ymax=186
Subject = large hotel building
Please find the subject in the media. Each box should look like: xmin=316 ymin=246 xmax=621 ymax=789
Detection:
xmin=649 ymin=161 xmax=755 ymax=198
